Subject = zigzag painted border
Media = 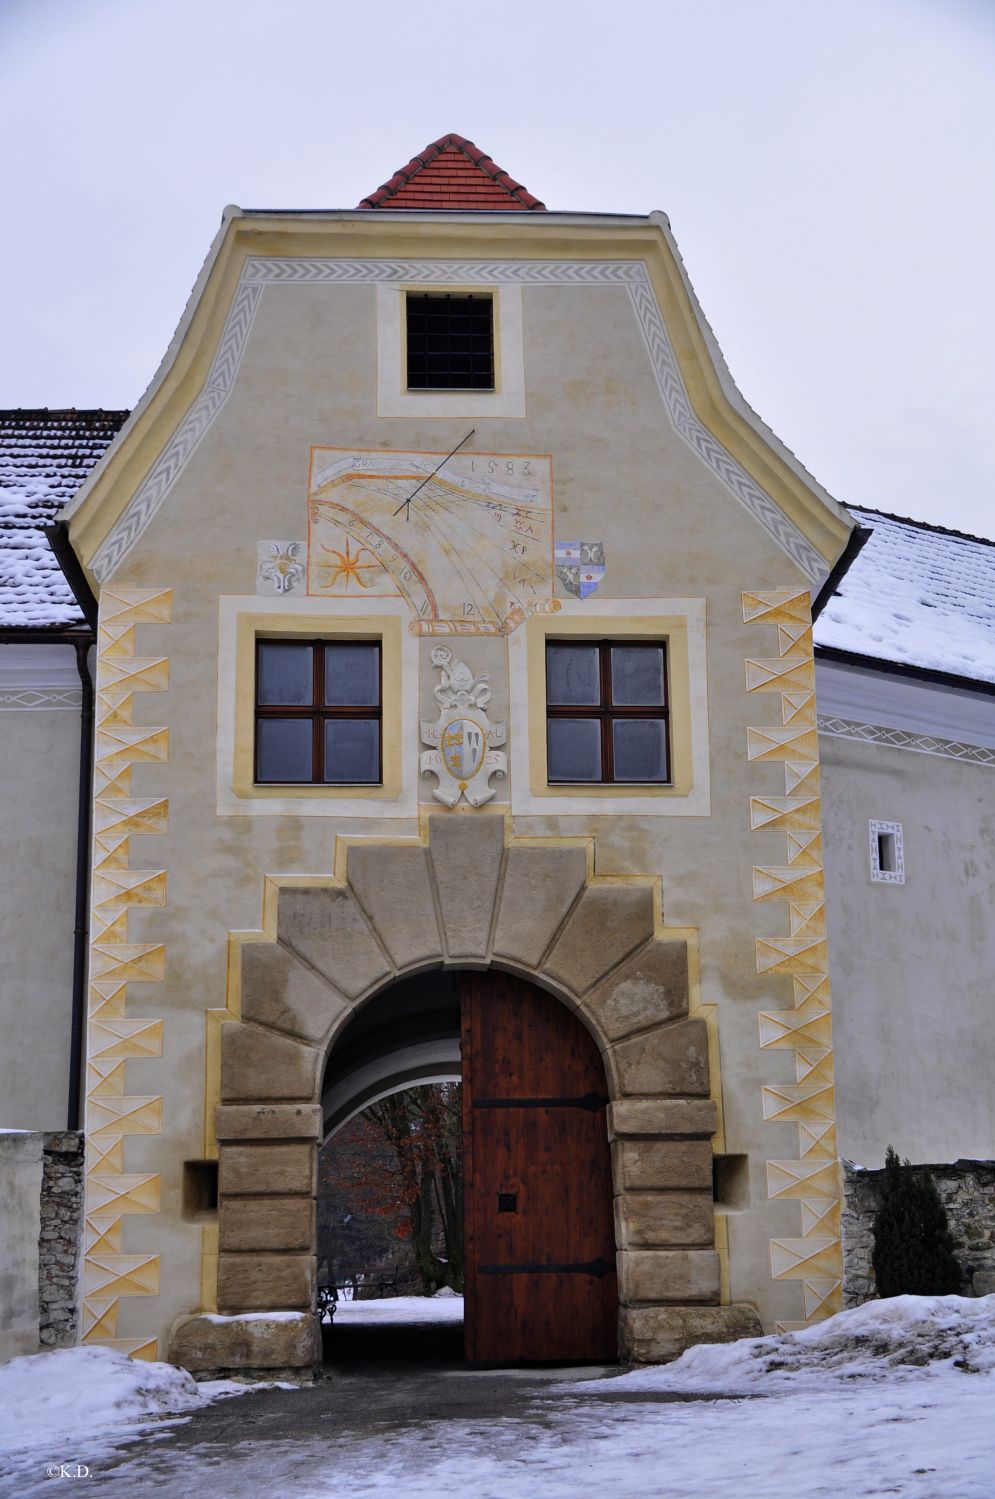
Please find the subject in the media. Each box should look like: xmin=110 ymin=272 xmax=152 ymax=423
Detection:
xmin=744 ymin=588 xmax=843 ymax=1332
xmin=91 ymin=259 xmax=825 ymax=584
xmin=818 ymin=714 xmax=995 ymax=767
xmin=82 ymin=587 xmax=172 ymax=1361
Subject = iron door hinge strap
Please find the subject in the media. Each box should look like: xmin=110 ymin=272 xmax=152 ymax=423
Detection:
xmin=477 ymin=1257 xmax=615 ymax=1278
xmin=472 ymin=1091 xmax=608 ymax=1112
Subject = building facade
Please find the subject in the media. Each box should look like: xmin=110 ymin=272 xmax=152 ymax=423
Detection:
xmin=1 ymin=137 xmax=992 ymax=1371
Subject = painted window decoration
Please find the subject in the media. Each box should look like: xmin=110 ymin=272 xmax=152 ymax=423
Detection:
xmin=545 ymin=641 xmax=670 ymax=784
xmin=406 ymin=293 xmax=494 ymax=390
xmin=254 ymin=639 xmax=382 ymax=785
xmin=869 ymin=819 xmax=905 ymax=884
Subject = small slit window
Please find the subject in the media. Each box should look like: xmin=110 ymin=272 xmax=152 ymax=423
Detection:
xmin=406 ymin=293 xmax=494 ymax=391
xmin=869 ymin=819 xmax=905 ymax=884
xmin=255 ymin=639 xmax=382 ymax=785
xmin=545 ymin=640 xmax=670 ymax=784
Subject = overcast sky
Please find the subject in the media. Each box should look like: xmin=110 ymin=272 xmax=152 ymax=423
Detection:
xmin=1 ymin=0 xmax=993 ymax=538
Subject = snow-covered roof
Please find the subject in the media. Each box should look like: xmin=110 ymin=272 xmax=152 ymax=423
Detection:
xmin=814 ymin=506 xmax=995 ymax=689
xmin=0 ymin=409 xmax=127 ymax=630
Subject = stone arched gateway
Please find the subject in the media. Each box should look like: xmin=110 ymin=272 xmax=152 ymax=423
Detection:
xmin=171 ymin=815 xmax=760 ymax=1372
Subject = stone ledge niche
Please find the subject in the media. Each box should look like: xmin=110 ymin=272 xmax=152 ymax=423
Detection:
xmin=169 ymin=1311 xmax=321 ymax=1378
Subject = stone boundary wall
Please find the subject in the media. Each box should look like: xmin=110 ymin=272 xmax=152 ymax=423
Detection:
xmin=842 ymin=1158 xmax=995 ymax=1307
xmin=38 ymin=1132 xmax=84 ymax=1348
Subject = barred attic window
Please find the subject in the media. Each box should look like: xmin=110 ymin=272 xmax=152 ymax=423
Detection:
xmin=406 ymin=293 xmax=494 ymax=390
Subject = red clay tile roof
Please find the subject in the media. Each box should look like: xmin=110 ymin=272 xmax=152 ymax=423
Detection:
xmin=358 ymin=134 xmax=546 ymax=212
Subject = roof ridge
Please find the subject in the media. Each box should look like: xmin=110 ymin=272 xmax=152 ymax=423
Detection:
xmin=848 ymin=503 xmax=995 ymax=549
xmin=358 ymin=133 xmax=546 ymax=211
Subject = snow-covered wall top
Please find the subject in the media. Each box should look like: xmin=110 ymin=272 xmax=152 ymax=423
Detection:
xmin=814 ymin=506 xmax=995 ymax=688
xmin=0 ymin=410 xmax=126 ymax=629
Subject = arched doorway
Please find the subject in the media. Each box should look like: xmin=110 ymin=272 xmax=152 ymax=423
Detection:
xmin=318 ymin=967 xmax=617 ymax=1365
xmin=173 ymin=816 xmax=753 ymax=1375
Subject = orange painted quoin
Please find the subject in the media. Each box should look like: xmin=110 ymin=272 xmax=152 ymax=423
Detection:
xmin=358 ymin=133 xmax=547 ymax=211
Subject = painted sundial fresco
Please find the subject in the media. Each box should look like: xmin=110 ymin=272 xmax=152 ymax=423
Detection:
xmin=307 ymin=446 xmax=558 ymax=635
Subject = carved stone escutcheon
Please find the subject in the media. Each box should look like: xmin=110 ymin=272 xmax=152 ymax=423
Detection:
xmin=420 ymin=647 xmax=507 ymax=807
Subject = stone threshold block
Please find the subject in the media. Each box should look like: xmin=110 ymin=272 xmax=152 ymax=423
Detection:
xmin=169 ymin=1311 xmax=321 ymax=1373
xmin=620 ymin=1304 xmax=762 ymax=1364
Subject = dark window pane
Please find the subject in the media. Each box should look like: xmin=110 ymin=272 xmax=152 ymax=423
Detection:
xmin=324 ymin=643 xmax=380 ymax=707
xmin=257 ymin=642 xmax=313 ymax=706
xmin=612 ymin=718 xmax=668 ymax=782
xmin=610 ymin=645 xmax=666 ymax=706
xmin=406 ymin=293 xmax=494 ymax=391
xmin=547 ymin=718 xmax=602 ymax=782
xmin=257 ymin=718 xmax=313 ymax=782
xmin=546 ymin=643 xmax=601 ymax=705
xmin=324 ymin=719 xmax=380 ymax=783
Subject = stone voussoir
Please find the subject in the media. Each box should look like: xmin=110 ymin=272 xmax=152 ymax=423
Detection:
xmin=277 ymin=886 xmax=391 ymax=1000
xmin=544 ymin=882 xmax=656 ymax=997
xmin=491 ymin=843 xmax=588 ymax=968
xmin=220 ymin=1026 xmax=321 ymax=1105
xmin=609 ymin=1017 xmax=710 ymax=1098
xmin=582 ymin=938 xmax=690 ymax=1041
xmin=427 ymin=813 xmax=505 ymax=961
xmin=241 ymin=941 xmax=349 ymax=1045
xmin=346 ymin=843 xmax=442 ymax=970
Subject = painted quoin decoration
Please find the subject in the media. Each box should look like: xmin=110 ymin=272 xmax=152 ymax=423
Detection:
xmin=420 ymin=647 xmax=507 ymax=807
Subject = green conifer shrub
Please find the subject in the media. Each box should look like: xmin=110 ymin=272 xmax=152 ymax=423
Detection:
xmin=871 ymin=1146 xmax=963 ymax=1297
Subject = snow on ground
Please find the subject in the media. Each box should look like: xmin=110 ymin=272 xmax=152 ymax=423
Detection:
xmin=333 ymin=1292 xmax=464 ymax=1325
xmin=581 ymin=1292 xmax=995 ymax=1394
xmin=0 ymin=1345 xmax=279 ymax=1472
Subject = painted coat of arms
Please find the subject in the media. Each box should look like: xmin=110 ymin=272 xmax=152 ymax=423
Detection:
xmin=420 ymin=648 xmax=507 ymax=807
xmin=555 ymin=540 xmax=606 ymax=599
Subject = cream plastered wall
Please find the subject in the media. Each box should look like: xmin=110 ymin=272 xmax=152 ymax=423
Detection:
xmin=0 ymin=646 xmax=81 ymax=1131
xmin=70 ymin=256 xmax=849 ymax=1355
xmin=822 ymin=733 xmax=995 ymax=1168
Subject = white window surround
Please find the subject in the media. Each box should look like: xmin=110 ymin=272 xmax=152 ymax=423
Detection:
xmin=508 ymin=596 xmax=710 ymax=817
xmin=216 ymin=594 xmax=419 ymax=818
xmin=869 ymin=819 xmax=905 ymax=884
xmin=376 ymin=283 xmax=526 ymax=419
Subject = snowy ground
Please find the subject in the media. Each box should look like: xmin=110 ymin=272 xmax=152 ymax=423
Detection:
xmin=332 ymin=1290 xmax=464 ymax=1324
xmin=2 ymin=1296 xmax=995 ymax=1497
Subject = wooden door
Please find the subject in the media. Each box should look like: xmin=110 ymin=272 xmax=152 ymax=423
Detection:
xmin=461 ymin=970 xmax=618 ymax=1364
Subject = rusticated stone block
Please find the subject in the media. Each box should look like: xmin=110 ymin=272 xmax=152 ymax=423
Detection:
xmin=492 ymin=844 xmax=588 ymax=968
xmin=219 ymin=1196 xmax=315 ymax=1253
xmin=619 ymin=1304 xmax=762 ymax=1364
xmin=216 ymin=1104 xmax=322 ymax=1143
xmin=617 ymin=1192 xmax=714 ymax=1248
xmin=241 ymin=943 xmax=348 ymax=1045
xmin=608 ymin=1099 xmax=717 ymax=1140
xmin=169 ymin=1312 xmax=320 ymax=1372
xmin=277 ymin=887 xmax=390 ymax=999
xmin=618 ymin=1249 xmax=720 ymax=1304
xmin=217 ymin=1252 xmax=315 ymax=1312
xmin=219 ymin=1143 xmax=317 ymax=1196
xmin=610 ymin=1018 xmax=709 ymax=1097
xmin=616 ymin=1139 xmax=713 ymax=1191
xmin=428 ymin=814 xmax=505 ymax=961
xmin=347 ymin=844 xmax=441 ymax=969
xmin=545 ymin=884 xmax=655 ymax=997
xmin=584 ymin=940 xmax=689 ymax=1040
xmin=220 ymin=1026 xmax=320 ymax=1104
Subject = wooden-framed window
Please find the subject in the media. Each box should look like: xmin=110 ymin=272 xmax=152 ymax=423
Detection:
xmin=545 ymin=640 xmax=670 ymax=784
xmin=406 ymin=292 xmax=494 ymax=390
xmin=254 ymin=639 xmax=381 ymax=785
